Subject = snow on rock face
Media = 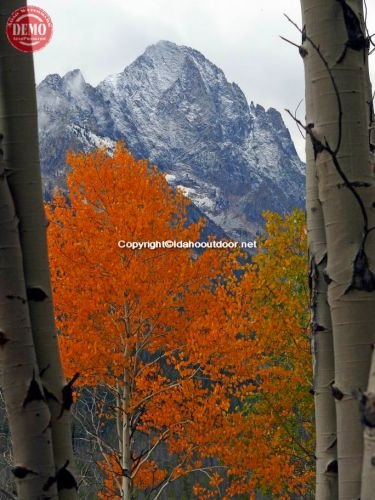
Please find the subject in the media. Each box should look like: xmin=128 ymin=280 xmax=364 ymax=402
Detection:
xmin=165 ymin=173 xmax=176 ymax=184
xmin=37 ymin=40 xmax=305 ymax=238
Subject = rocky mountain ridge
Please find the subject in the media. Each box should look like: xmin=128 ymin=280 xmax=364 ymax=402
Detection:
xmin=37 ymin=40 xmax=305 ymax=239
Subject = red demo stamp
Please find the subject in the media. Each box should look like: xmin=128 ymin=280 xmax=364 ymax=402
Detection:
xmin=6 ymin=6 xmax=53 ymax=53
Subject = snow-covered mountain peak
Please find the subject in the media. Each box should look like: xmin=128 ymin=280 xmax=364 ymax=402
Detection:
xmin=61 ymin=69 xmax=87 ymax=94
xmin=37 ymin=41 xmax=305 ymax=238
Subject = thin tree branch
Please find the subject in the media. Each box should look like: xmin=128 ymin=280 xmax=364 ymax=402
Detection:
xmin=284 ymin=13 xmax=343 ymax=155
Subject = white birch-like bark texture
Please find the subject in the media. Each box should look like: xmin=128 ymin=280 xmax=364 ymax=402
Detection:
xmin=305 ymin=42 xmax=338 ymax=498
xmin=0 ymin=1 xmax=77 ymax=498
xmin=360 ymin=34 xmax=375 ymax=500
xmin=361 ymin=359 xmax=375 ymax=498
xmin=302 ymin=6 xmax=338 ymax=498
xmin=122 ymin=376 xmax=132 ymax=500
xmin=300 ymin=1 xmax=375 ymax=498
xmin=122 ymin=303 xmax=132 ymax=500
xmin=0 ymin=156 xmax=58 ymax=498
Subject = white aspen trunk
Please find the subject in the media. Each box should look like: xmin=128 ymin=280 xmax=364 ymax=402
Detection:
xmin=361 ymin=362 xmax=375 ymax=498
xmin=0 ymin=157 xmax=58 ymax=498
xmin=116 ymin=380 xmax=123 ymax=458
xmin=302 ymin=8 xmax=338 ymax=498
xmin=122 ymin=303 xmax=132 ymax=500
xmin=360 ymin=21 xmax=375 ymax=500
xmin=306 ymin=101 xmax=338 ymax=500
xmin=311 ymin=256 xmax=338 ymax=499
xmin=300 ymin=1 xmax=375 ymax=497
xmin=0 ymin=2 xmax=77 ymax=498
xmin=122 ymin=374 xmax=132 ymax=500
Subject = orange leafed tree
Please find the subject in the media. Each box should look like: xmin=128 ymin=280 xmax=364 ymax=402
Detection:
xmin=47 ymin=144 xmax=313 ymax=499
xmin=182 ymin=210 xmax=314 ymax=499
xmin=216 ymin=210 xmax=314 ymax=498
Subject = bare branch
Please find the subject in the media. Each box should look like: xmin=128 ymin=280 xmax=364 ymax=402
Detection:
xmin=284 ymin=13 xmax=343 ymax=155
xmin=280 ymin=36 xmax=301 ymax=50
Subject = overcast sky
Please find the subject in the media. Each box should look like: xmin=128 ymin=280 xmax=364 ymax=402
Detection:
xmin=33 ymin=0 xmax=375 ymax=160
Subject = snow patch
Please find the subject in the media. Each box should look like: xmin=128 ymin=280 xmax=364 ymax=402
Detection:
xmin=165 ymin=174 xmax=176 ymax=183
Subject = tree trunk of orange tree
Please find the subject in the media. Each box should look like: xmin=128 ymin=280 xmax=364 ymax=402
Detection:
xmin=0 ymin=1 xmax=77 ymax=498
xmin=122 ymin=301 xmax=133 ymax=500
xmin=121 ymin=373 xmax=132 ymax=500
xmin=299 ymin=0 xmax=375 ymax=498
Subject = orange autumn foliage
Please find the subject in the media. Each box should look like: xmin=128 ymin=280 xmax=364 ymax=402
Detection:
xmin=47 ymin=145 xmax=313 ymax=498
xmin=209 ymin=210 xmax=314 ymax=498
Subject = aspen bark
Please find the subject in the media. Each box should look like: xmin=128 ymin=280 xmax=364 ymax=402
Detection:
xmin=360 ymin=36 xmax=375 ymax=500
xmin=0 ymin=156 xmax=58 ymax=498
xmin=305 ymin=49 xmax=338 ymax=500
xmin=300 ymin=1 xmax=375 ymax=498
xmin=122 ymin=302 xmax=132 ymax=500
xmin=122 ymin=375 xmax=132 ymax=500
xmin=361 ymin=362 xmax=375 ymax=497
xmin=302 ymin=6 xmax=338 ymax=498
xmin=0 ymin=1 xmax=77 ymax=498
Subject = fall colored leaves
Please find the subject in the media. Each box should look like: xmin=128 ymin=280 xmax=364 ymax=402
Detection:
xmin=47 ymin=145 xmax=313 ymax=498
